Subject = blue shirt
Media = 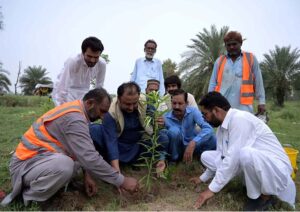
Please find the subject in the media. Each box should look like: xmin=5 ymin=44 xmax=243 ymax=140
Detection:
xmin=164 ymin=106 xmax=214 ymax=146
xmin=131 ymin=57 xmax=165 ymax=95
xmin=102 ymin=110 xmax=144 ymax=162
xmin=208 ymin=52 xmax=265 ymax=113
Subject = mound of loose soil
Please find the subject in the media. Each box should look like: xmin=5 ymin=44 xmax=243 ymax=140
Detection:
xmin=41 ymin=162 xmax=203 ymax=211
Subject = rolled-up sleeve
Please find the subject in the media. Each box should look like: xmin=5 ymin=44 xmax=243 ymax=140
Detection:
xmin=193 ymin=109 xmax=214 ymax=144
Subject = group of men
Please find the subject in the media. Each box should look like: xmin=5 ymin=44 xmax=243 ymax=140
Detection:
xmin=1 ymin=31 xmax=296 ymax=210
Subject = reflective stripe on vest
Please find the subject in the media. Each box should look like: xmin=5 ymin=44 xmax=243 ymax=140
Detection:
xmin=15 ymin=100 xmax=84 ymax=160
xmin=214 ymin=52 xmax=254 ymax=105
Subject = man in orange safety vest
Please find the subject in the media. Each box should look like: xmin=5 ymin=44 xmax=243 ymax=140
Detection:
xmin=208 ymin=31 xmax=266 ymax=115
xmin=1 ymin=88 xmax=138 ymax=207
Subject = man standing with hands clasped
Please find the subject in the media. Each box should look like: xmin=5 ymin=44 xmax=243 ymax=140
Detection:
xmin=208 ymin=31 xmax=266 ymax=115
xmin=131 ymin=39 xmax=165 ymax=95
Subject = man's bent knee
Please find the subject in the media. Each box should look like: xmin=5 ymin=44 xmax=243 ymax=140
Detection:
xmin=52 ymin=155 xmax=74 ymax=180
xmin=201 ymin=150 xmax=217 ymax=168
xmin=167 ymin=127 xmax=181 ymax=140
xmin=239 ymin=147 xmax=255 ymax=168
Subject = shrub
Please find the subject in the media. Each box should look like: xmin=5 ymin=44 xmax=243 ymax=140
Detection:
xmin=0 ymin=95 xmax=52 ymax=107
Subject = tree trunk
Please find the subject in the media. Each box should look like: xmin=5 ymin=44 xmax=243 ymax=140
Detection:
xmin=14 ymin=61 xmax=21 ymax=94
xmin=275 ymin=86 xmax=285 ymax=107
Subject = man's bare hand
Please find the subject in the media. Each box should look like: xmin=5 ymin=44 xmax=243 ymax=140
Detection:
xmin=156 ymin=116 xmax=165 ymax=127
xmin=183 ymin=141 xmax=196 ymax=163
xmin=257 ymin=104 xmax=266 ymax=115
xmin=193 ymin=189 xmax=215 ymax=209
xmin=156 ymin=160 xmax=166 ymax=178
xmin=189 ymin=176 xmax=202 ymax=185
xmin=84 ymin=172 xmax=98 ymax=197
xmin=120 ymin=176 xmax=139 ymax=194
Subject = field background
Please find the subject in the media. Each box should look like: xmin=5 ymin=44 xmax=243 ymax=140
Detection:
xmin=0 ymin=96 xmax=299 ymax=211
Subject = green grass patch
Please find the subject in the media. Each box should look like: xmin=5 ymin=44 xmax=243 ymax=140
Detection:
xmin=0 ymin=100 xmax=299 ymax=210
xmin=0 ymin=95 xmax=53 ymax=107
xmin=267 ymin=101 xmax=300 ymax=149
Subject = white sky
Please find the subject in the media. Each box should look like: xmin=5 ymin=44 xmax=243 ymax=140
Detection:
xmin=0 ymin=0 xmax=300 ymax=94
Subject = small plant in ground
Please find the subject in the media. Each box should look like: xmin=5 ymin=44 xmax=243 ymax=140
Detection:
xmin=137 ymin=91 xmax=170 ymax=192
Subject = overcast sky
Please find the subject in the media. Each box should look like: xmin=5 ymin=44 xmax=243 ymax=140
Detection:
xmin=0 ymin=0 xmax=299 ymax=94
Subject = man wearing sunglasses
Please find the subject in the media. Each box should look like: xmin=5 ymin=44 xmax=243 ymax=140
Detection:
xmin=208 ymin=31 xmax=266 ymax=115
xmin=131 ymin=39 xmax=165 ymax=95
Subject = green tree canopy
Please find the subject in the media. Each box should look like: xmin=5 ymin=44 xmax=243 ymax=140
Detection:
xmin=162 ymin=59 xmax=178 ymax=78
xmin=19 ymin=66 xmax=52 ymax=95
xmin=261 ymin=45 xmax=300 ymax=106
xmin=179 ymin=25 xmax=229 ymax=100
xmin=292 ymin=72 xmax=300 ymax=90
xmin=0 ymin=62 xmax=11 ymax=94
xmin=0 ymin=8 xmax=10 ymax=94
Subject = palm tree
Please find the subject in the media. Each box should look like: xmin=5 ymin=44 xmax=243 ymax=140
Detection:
xmin=260 ymin=46 xmax=300 ymax=107
xmin=179 ymin=25 xmax=229 ymax=100
xmin=162 ymin=59 xmax=178 ymax=78
xmin=19 ymin=66 xmax=52 ymax=95
xmin=0 ymin=62 xmax=11 ymax=94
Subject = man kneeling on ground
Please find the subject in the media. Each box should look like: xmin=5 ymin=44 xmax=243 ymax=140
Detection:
xmin=1 ymin=88 xmax=138 ymax=207
xmin=191 ymin=91 xmax=295 ymax=210
xmin=89 ymin=82 xmax=169 ymax=173
xmin=159 ymin=89 xmax=216 ymax=163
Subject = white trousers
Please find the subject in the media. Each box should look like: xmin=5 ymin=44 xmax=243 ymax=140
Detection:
xmin=201 ymin=147 xmax=296 ymax=207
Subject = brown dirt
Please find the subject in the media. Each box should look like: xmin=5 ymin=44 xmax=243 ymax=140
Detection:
xmin=40 ymin=162 xmax=203 ymax=211
xmin=37 ymin=161 xmax=296 ymax=211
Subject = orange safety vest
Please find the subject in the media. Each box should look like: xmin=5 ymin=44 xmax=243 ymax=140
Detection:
xmin=15 ymin=100 xmax=84 ymax=160
xmin=215 ymin=52 xmax=255 ymax=105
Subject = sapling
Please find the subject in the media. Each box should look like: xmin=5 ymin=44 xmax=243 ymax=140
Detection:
xmin=137 ymin=91 xmax=169 ymax=192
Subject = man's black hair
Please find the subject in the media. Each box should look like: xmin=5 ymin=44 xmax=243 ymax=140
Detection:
xmin=83 ymin=87 xmax=111 ymax=104
xmin=199 ymin=91 xmax=231 ymax=111
xmin=117 ymin=82 xmax=141 ymax=97
xmin=81 ymin=36 xmax=104 ymax=53
xmin=147 ymin=79 xmax=160 ymax=87
xmin=164 ymin=75 xmax=181 ymax=89
xmin=171 ymin=89 xmax=188 ymax=103
xmin=144 ymin=39 xmax=157 ymax=48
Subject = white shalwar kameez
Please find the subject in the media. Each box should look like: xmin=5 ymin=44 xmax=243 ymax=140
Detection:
xmin=200 ymin=108 xmax=295 ymax=207
xmin=52 ymin=54 xmax=106 ymax=106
